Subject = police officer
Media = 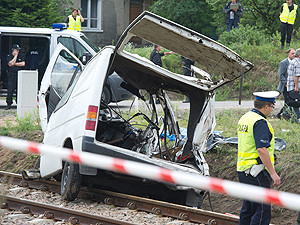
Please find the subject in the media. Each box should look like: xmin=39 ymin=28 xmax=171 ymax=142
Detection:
xmin=297 ymin=212 xmax=300 ymax=225
xmin=237 ymin=91 xmax=281 ymax=225
xmin=280 ymin=0 xmax=298 ymax=49
xmin=149 ymin=45 xmax=173 ymax=104
xmin=6 ymin=44 xmax=25 ymax=110
xmin=67 ymin=8 xmax=84 ymax=31
xmin=150 ymin=45 xmax=173 ymax=67
xmin=182 ymin=56 xmax=195 ymax=103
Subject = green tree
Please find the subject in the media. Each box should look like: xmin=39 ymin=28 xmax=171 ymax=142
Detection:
xmin=0 ymin=0 xmax=73 ymax=28
xmin=150 ymin=0 xmax=217 ymax=39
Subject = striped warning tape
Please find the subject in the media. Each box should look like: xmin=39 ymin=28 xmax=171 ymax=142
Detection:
xmin=0 ymin=136 xmax=299 ymax=211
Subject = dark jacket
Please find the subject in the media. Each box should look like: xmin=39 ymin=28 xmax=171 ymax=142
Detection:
xmin=223 ymin=1 xmax=243 ymax=25
xmin=150 ymin=49 xmax=164 ymax=67
xmin=7 ymin=53 xmax=26 ymax=73
xmin=277 ymin=58 xmax=289 ymax=93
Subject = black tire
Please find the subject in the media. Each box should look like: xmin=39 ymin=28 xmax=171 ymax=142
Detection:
xmin=61 ymin=162 xmax=81 ymax=201
xmin=101 ymin=85 xmax=111 ymax=104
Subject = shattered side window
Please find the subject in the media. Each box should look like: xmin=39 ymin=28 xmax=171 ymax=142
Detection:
xmin=51 ymin=50 xmax=78 ymax=97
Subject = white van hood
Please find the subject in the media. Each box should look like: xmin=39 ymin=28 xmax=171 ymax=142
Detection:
xmin=114 ymin=11 xmax=253 ymax=91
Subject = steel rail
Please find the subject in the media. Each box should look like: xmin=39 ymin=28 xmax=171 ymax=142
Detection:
xmin=1 ymin=195 xmax=136 ymax=225
xmin=0 ymin=171 xmax=239 ymax=225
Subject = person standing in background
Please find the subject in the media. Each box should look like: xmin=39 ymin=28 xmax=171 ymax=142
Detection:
xmin=280 ymin=0 xmax=298 ymax=49
xmin=6 ymin=44 xmax=25 ymax=110
xmin=67 ymin=8 xmax=84 ymax=31
xmin=286 ymin=48 xmax=300 ymax=122
xmin=276 ymin=48 xmax=295 ymax=119
xmin=150 ymin=45 xmax=173 ymax=67
xmin=181 ymin=56 xmax=195 ymax=103
xmin=149 ymin=44 xmax=173 ymax=104
xmin=223 ymin=0 xmax=243 ymax=32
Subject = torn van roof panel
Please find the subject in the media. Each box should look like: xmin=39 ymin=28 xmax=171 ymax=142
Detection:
xmin=113 ymin=53 xmax=214 ymax=94
xmin=116 ymin=11 xmax=253 ymax=84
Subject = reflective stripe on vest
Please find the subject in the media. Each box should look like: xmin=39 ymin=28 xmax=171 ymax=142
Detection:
xmin=68 ymin=15 xmax=81 ymax=31
xmin=237 ymin=111 xmax=275 ymax=172
xmin=280 ymin=3 xmax=298 ymax=25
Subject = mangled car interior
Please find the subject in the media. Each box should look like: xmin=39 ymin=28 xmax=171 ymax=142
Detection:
xmin=38 ymin=11 xmax=253 ymax=207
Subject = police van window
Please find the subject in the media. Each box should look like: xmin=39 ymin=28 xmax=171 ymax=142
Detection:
xmin=81 ymin=35 xmax=99 ymax=52
xmin=51 ymin=50 xmax=78 ymax=97
xmin=57 ymin=37 xmax=89 ymax=60
xmin=74 ymin=39 xmax=88 ymax=60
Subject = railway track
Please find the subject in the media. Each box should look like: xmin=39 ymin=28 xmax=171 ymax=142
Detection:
xmin=2 ymin=195 xmax=135 ymax=225
xmin=0 ymin=171 xmax=239 ymax=225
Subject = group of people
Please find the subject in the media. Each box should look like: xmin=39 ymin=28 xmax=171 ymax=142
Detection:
xmin=149 ymin=45 xmax=195 ymax=103
xmin=4 ymin=8 xmax=84 ymax=110
xmin=237 ymin=49 xmax=300 ymax=223
xmin=5 ymin=5 xmax=299 ymax=224
xmin=223 ymin=0 xmax=298 ymax=50
xmin=276 ymin=48 xmax=300 ymax=123
xmin=237 ymin=26 xmax=300 ymax=225
xmin=149 ymin=43 xmax=290 ymax=224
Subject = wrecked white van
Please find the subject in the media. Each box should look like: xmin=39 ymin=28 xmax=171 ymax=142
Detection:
xmin=38 ymin=11 xmax=253 ymax=206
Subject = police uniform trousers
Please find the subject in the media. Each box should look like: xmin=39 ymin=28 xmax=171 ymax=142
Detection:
xmin=238 ymin=170 xmax=271 ymax=225
xmin=297 ymin=211 xmax=300 ymax=224
xmin=6 ymin=71 xmax=18 ymax=106
xmin=280 ymin=22 xmax=294 ymax=46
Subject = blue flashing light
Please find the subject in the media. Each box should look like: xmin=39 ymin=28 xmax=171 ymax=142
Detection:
xmin=53 ymin=23 xmax=68 ymax=30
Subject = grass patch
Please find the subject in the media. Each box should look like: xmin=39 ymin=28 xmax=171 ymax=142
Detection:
xmin=0 ymin=110 xmax=42 ymax=142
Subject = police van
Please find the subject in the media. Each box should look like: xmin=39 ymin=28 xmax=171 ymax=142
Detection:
xmin=0 ymin=24 xmax=132 ymax=103
xmin=0 ymin=24 xmax=97 ymax=91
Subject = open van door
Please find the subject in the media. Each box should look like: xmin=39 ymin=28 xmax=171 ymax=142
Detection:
xmin=39 ymin=43 xmax=83 ymax=133
xmin=114 ymin=11 xmax=253 ymax=91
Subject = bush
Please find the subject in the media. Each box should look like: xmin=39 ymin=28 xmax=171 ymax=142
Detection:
xmin=219 ymin=24 xmax=271 ymax=46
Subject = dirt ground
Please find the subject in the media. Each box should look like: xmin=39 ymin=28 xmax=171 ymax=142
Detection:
xmin=0 ymin=114 xmax=298 ymax=225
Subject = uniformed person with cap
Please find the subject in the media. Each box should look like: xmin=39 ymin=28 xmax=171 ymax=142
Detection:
xmin=150 ymin=45 xmax=173 ymax=67
xmin=237 ymin=91 xmax=281 ymax=225
xmin=6 ymin=44 xmax=25 ymax=110
xmin=149 ymin=44 xmax=173 ymax=104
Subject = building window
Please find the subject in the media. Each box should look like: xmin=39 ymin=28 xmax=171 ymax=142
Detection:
xmin=81 ymin=0 xmax=102 ymax=30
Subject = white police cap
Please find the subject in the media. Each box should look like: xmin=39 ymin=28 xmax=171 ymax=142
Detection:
xmin=253 ymin=91 xmax=280 ymax=102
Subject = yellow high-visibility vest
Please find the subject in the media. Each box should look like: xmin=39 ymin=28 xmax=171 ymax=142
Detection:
xmin=68 ymin=15 xmax=81 ymax=31
xmin=237 ymin=111 xmax=275 ymax=172
xmin=280 ymin=3 xmax=298 ymax=25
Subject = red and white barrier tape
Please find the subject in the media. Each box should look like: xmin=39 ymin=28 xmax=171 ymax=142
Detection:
xmin=0 ymin=136 xmax=299 ymax=211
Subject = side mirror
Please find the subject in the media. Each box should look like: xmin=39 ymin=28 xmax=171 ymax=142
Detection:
xmin=81 ymin=52 xmax=92 ymax=65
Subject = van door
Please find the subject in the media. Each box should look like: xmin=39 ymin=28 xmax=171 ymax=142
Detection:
xmin=39 ymin=43 xmax=83 ymax=133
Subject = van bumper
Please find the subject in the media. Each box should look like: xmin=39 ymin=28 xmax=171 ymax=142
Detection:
xmin=80 ymin=136 xmax=154 ymax=175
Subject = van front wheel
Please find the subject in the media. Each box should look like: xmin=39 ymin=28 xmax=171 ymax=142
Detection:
xmin=61 ymin=162 xmax=81 ymax=201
